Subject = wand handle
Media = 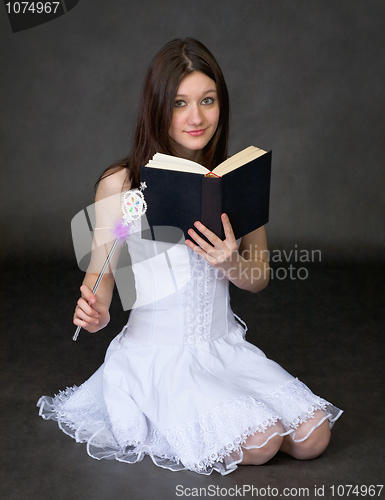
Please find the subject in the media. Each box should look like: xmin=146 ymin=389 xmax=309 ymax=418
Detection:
xmin=72 ymin=238 xmax=119 ymax=341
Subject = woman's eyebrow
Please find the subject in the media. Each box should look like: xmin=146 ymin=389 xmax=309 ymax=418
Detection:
xmin=175 ymin=89 xmax=217 ymax=97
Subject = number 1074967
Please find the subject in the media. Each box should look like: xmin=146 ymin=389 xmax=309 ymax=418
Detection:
xmin=330 ymin=485 xmax=383 ymax=497
xmin=5 ymin=2 xmax=61 ymax=14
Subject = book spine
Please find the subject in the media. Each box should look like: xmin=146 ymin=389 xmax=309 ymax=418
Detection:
xmin=201 ymin=176 xmax=223 ymax=239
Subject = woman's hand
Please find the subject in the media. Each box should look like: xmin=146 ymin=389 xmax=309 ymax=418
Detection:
xmin=73 ymin=284 xmax=110 ymax=333
xmin=186 ymin=213 xmax=238 ymax=270
xmin=186 ymin=214 xmax=270 ymax=293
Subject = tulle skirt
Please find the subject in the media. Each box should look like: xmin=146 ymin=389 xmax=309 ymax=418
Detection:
xmin=37 ymin=327 xmax=342 ymax=475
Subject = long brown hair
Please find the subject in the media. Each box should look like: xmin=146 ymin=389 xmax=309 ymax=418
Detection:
xmin=99 ymin=38 xmax=230 ymax=189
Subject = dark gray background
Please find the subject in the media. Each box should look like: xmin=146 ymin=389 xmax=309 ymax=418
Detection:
xmin=1 ymin=3 xmax=385 ymax=498
xmin=1 ymin=0 xmax=384 ymax=260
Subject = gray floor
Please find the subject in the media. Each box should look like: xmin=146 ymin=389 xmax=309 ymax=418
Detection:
xmin=1 ymin=259 xmax=384 ymax=500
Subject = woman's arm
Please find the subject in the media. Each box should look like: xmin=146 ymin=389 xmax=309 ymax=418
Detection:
xmin=186 ymin=214 xmax=270 ymax=293
xmin=73 ymin=169 xmax=129 ymax=333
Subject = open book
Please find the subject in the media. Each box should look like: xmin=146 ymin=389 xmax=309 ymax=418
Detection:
xmin=140 ymin=146 xmax=272 ymax=243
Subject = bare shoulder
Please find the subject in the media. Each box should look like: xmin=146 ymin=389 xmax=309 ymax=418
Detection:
xmin=96 ymin=168 xmax=131 ymax=201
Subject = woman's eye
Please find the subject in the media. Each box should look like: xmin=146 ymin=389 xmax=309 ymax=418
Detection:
xmin=174 ymin=100 xmax=186 ymax=108
xmin=202 ymin=97 xmax=214 ymax=105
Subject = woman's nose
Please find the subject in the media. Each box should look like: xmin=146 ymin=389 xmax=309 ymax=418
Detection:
xmin=187 ymin=104 xmax=204 ymax=125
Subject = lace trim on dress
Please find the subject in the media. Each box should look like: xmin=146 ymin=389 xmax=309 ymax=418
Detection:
xmin=37 ymin=378 xmax=342 ymax=475
xmin=182 ymin=251 xmax=217 ymax=345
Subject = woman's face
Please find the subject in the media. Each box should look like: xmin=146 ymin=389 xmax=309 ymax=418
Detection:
xmin=169 ymin=71 xmax=220 ymax=162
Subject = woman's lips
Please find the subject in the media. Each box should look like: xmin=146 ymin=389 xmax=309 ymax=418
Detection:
xmin=185 ymin=129 xmax=206 ymax=136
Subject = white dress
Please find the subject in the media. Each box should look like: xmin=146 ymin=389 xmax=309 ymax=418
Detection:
xmin=37 ymin=220 xmax=342 ymax=475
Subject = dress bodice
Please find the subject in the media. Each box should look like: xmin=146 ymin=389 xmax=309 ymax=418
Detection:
xmin=118 ymin=219 xmax=241 ymax=346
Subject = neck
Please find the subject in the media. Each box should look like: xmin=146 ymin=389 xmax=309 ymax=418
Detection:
xmin=170 ymin=140 xmax=204 ymax=164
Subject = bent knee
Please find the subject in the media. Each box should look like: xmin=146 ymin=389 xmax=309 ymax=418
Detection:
xmin=291 ymin=421 xmax=331 ymax=460
xmin=241 ymin=435 xmax=283 ymax=465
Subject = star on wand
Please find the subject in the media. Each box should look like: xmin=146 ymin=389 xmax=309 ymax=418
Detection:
xmin=72 ymin=183 xmax=147 ymax=341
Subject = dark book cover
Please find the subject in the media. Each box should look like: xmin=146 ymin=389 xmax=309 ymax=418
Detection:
xmin=140 ymin=150 xmax=271 ymax=244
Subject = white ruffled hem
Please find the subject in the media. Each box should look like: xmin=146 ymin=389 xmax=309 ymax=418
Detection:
xmin=37 ymin=378 xmax=343 ymax=475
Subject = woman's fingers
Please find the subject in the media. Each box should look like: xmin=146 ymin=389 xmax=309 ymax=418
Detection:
xmin=74 ymin=306 xmax=99 ymax=329
xmin=187 ymin=225 xmax=221 ymax=264
xmin=186 ymin=215 xmax=238 ymax=266
xmin=74 ymin=285 xmax=99 ymax=326
xmin=73 ymin=285 xmax=110 ymax=333
xmin=73 ymin=312 xmax=99 ymax=328
xmin=191 ymin=221 xmax=220 ymax=247
xmin=80 ymin=284 xmax=95 ymax=303
xmin=77 ymin=294 xmax=97 ymax=317
xmin=188 ymin=228 xmax=213 ymax=252
xmin=221 ymin=213 xmax=236 ymax=242
xmin=190 ymin=216 xmax=236 ymax=249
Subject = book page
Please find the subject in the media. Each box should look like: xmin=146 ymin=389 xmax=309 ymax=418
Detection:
xmin=145 ymin=147 xmax=267 ymax=176
xmin=212 ymin=146 xmax=267 ymax=177
xmin=146 ymin=153 xmax=210 ymax=175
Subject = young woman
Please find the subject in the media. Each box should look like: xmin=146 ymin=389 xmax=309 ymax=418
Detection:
xmin=37 ymin=38 xmax=342 ymax=475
